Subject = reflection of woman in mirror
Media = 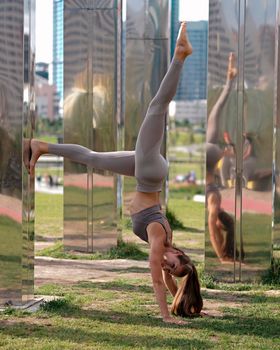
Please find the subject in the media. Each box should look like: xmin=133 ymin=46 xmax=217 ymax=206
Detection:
xmin=206 ymin=53 xmax=242 ymax=262
xmin=221 ymin=131 xmax=257 ymax=188
xmin=27 ymin=23 xmax=203 ymax=324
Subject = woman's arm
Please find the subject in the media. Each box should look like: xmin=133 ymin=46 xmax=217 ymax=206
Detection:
xmin=148 ymin=222 xmax=170 ymax=320
xmin=147 ymin=222 xmax=187 ymax=324
xmin=162 ymin=270 xmax=178 ymax=297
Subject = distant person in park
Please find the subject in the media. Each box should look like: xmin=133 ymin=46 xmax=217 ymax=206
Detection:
xmin=206 ymin=52 xmax=244 ymax=262
xmin=26 ymin=23 xmax=203 ymax=324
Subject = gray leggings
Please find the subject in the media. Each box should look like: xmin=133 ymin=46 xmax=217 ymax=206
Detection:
xmin=49 ymin=57 xmax=183 ymax=192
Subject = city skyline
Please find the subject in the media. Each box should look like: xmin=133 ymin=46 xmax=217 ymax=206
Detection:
xmin=36 ymin=0 xmax=209 ymax=64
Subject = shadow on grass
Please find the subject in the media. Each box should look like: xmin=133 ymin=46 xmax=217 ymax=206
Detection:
xmin=181 ymin=226 xmax=204 ymax=234
xmin=34 ymin=297 xmax=280 ymax=340
xmin=76 ymin=281 xmax=153 ymax=294
xmin=202 ymin=290 xmax=280 ymax=305
xmin=104 ymin=267 xmax=150 ymax=274
xmin=191 ymin=315 xmax=280 ymax=339
xmin=0 ymin=316 xmax=210 ymax=349
xmin=38 ymin=302 xmax=280 ymax=340
xmin=1 ymin=295 xmax=279 ymax=349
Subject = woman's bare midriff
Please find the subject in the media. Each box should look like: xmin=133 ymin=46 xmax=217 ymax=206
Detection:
xmin=129 ymin=191 xmax=161 ymax=215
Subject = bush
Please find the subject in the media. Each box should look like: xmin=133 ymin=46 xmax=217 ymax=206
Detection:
xmin=262 ymin=258 xmax=280 ymax=285
xmin=166 ymin=208 xmax=185 ymax=230
xmin=108 ymin=239 xmax=148 ymax=260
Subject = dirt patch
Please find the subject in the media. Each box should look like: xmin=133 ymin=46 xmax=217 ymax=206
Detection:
xmin=201 ymin=289 xmax=251 ymax=317
xmin=264 ymin=290 xmax=280 ymax=297
xmin=0 ymin=318 xmax=53 ymax=327
xmin=35 ymin=257 xmax=150 ymax=286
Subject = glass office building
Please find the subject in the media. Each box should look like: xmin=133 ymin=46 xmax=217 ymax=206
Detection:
xmin=53 ymin=0 xmax=64 ymax=104
xmin=170 ymin=0 xmax=180 ymax=56
xmin=176 ymin=21 xmax=208 ymax=101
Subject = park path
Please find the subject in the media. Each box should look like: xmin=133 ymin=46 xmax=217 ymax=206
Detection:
xmin=35 ymin=256 xmax=150 ymax=286
xmin=34 ymin=255 xmax=280 ymax=318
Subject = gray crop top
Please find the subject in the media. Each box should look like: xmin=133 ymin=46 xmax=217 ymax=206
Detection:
xmin=131 ymin=204 xmax=172 ymax=243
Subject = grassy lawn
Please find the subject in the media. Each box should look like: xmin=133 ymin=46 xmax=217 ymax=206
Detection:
xmin=35 ymin=193 xmax=63 ymax=239
xmin=37 ymin=135 xmax=58 ymax=144
xmin=25 ymin=159 xmax=280 ymax=349
xmin=0 ymin=277 xmax=279 ymax=350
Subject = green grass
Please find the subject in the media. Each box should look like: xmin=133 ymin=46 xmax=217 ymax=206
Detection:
xmin=37 ymin=135 xmax=58 ymax=144
xmin=169 ymin=129 xmax=205 ymax=146
xmin=169 ymin=161 xmax=204 ymax=182
xmin=0 ymin=277 xmax=279 ymax=349
xmin=3 ymin=185 xmax=280 ymax=349
xmin=35 ymin=192 xmax=63 ymax=239
xmin=37 ymin=240 xmax=148 ymax=261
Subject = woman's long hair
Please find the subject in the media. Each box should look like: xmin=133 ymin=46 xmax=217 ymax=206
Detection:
xmin=171 ymin=253 xmax=203 ymax=317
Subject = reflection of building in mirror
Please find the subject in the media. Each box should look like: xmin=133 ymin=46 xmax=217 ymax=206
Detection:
xmin=35 ymin=74 xmax=59 ymax=121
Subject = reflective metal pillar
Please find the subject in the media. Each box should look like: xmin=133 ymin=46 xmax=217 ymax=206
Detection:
xmin=64 ymin=0 xmax=121 ymax=251
xmin=123 ymin=0 xmax=170 ymax=216
xmin=0 ymin=0 xmax=35 ymax=305
xmin=273 ymin=0 xmax=280 ymax=252
xmin=206 ymin=0 xmax=275 ymax=281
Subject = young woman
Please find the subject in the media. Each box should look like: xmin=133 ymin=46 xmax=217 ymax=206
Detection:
xmin=28 ymin=22 xmax=203 ymax=324
xmin=206 ymin=52 xmax=244 ymax=262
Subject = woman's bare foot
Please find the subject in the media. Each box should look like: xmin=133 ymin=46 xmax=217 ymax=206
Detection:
xmin=175 ymin=22 xmax=193 ymax=62
xmin=29 ymin=139 xmax=48 ymax=177
xmin=227 ymin=52 xmax=237 ymax=80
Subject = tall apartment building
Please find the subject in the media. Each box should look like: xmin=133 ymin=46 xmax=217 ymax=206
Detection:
xmin=53 ymin=0 xmax=64 ymax=104
xmin=170 ymin=0 xmax=180 ymax=56
xmin=170 ymin=2 xmax=208 ymax=101
xmin=0 ymin=1 xmax=24 ymax=131
xmin=176 ymin=21 xmax=208 ymax=101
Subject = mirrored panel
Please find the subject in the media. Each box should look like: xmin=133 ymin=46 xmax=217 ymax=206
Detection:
xmin=22 ymin=0 xmax=36 ymax=303
xmin=207 ymin=0 xmax=274 ymax=282
xmin=241 ymin=0 xmax=275 ymax=281
xmin=64 ymin=1 xmax=119 ymax=252
xmin=0 ymin=0 xmax=35 ymax=305
xmin=90 ymin=8 xmax=118 ymax=251
xmin=273 ymin=2 xmax=280 ymax=259
xmin=64 ymin=6 xmax=90 ymax=251
xmin=206 ymin=0 xmax=239 ymax=280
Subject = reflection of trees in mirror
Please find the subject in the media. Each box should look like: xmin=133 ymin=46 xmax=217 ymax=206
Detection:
xmin=64 ymin=73 xmax=115 ymax=151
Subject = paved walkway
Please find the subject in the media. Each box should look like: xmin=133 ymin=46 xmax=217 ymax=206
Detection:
xmin=35 ymin=257 xmax=149 ymax=286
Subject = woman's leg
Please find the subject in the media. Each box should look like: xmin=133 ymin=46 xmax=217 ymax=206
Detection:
xmin=135 ymin=22 xmax=192 ymax=170
xmin=206 ymin=53 xmax=236 ymax=144
xmin=29 ymin=140 xmax=135 ymax=177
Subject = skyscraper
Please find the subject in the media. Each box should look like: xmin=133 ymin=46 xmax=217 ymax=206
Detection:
xmin=170 ymin=1 xmax=208 ymax=102
xmin=53 ymin=0 xmax=63 ymax=105
xmin=170 ymin=0 xmax=180 ymax=56
xmin=176 ymin=21 xmax=208 ymax=101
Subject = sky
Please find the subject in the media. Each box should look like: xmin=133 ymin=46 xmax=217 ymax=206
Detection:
xmin=179 ymin=0 xmax=209 ymax=21
xmin=35 ymin=0 xmax=209 ymax=63
xmin=36 ymin=0 xmax=53 ymax=63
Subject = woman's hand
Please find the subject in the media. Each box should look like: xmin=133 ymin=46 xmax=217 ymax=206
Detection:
xmin=163 ymin=317 xmax=189 ymax=325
